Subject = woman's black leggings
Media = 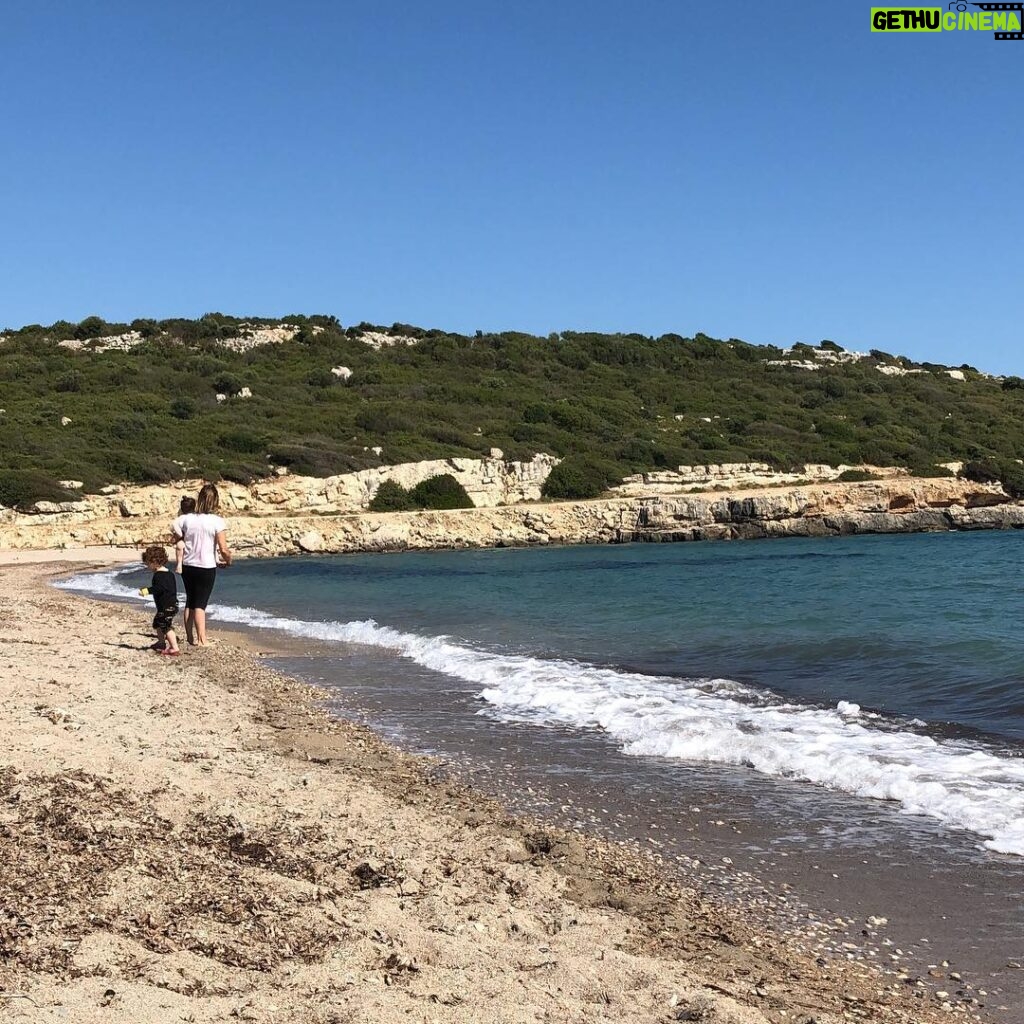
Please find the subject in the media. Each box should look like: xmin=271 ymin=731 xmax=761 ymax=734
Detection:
xmin=181 ymin=565 xmax=217 ymax=610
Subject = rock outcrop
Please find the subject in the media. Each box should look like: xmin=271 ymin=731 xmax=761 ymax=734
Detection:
xmin=610 ymin=462 xmax=906 ymax=496
xmin=2 ymin=477 xmax=1022 ymax=558
xmin=0 ymin=454 xmax=560 ymax=525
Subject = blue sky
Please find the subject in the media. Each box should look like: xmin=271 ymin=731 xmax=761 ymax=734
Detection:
xmin=1 ymin=2 xmax=1021 ymax=370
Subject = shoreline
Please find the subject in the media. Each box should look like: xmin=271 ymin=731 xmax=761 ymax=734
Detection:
xmin=1 ymin=476 xmax=1022 ymax=561
xmin=0 ymin=561 xmax=991 ymax=1023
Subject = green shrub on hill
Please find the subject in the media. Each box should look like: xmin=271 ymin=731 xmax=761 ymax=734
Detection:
xmin=836 ymin=469 xmax=878 ymax=482
xmin=368 ymin=475 xmax=473 ymax=511
xmin=907 ymin=463 xmax=954 ymax=478
xmin=409 ymin=474 xmax=474 ymax=510
xmin=960 ymin=458 xmax=1024 ymax=498
xmin=0 ymin=471 xmax=78 ymax=510
xmin=962 ymin=460 xmax=1001 ymax=484
xmin=369 ymin=480 xmax=417 ymax=512
xmin=542 ymin=456 xmax=621 ymax=500
xmin=998 ymin=461 xmax=1024 ymax=499
xmin=2 ymin=314 xmax=1024 ymax=497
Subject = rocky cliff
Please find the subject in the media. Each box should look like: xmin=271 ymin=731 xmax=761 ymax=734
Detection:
xmin=609 ymin=461 xmax=917 ymax=496
xmin=1 ymin=476 xmax=1021 ymax=558
xmin=15 ymin=453 xmax=559 ymax=521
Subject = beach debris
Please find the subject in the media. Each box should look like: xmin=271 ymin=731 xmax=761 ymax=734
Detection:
xmin=381 ymin=951 xmax=419 ymax=978
xmin=524 ymin=830 xmax=555 ymax=857
xmin=351 ymin=859 xmax=390 ymax=889
xmin=32 ymin=704 xmax=76 ymax=727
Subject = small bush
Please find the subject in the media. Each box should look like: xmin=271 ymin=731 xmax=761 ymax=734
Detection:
xmin=218 ymin=429 xmax=266 ymax=455
xmin=107 ymin=455 xmax=183 ymax=485
xmin=617 ymin=438 xmax=668 ymax=468
xmin=306 ymin=369 xmax=336 ymax=388
xmin=0 ymin=471 xmax=78 ymax=510
xmin=542 ymin=456 xmax=621 ymax=500
xmin=268 ymin=445 xmax=357 ymax=477
xmin=836 ymin=469 xmax=878 ymax=483
xmin=369 ymin=479 xmax=417 ymax=512
xmin=219 ymin=463 xmax=261 ymax=485
xmin=908 ymin=463 xmax=955 ymax=478
xmin=409 ymin=474 xmax=474 ymax=510
xmin=131 ymin=318 xmax=160 ymax=337
xmin=169 ymin=397 xmax=197 ymax=420
xmin=522 ymin=403 xmax=551 ymax=423
xmin=355 ymin=406 xmax=414 ymax=434
xmin=212 ymin=372 xmax=243 ymax=396
xmin=74 ymin=315 xmax=107 ymax=340
xmin=961 ymin=460 xmax=1001 ymax=485
xmin=997 ymin=460 xmax=1024 ymax=499
xmin=55 ymin=371 xmax=82 ymax=393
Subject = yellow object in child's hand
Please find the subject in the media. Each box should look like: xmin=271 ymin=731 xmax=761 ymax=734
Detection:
xmin=139 ymin=587 xmax=151 ymax=596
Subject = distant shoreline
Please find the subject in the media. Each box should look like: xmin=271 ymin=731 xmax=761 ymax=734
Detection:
xmin=2 ymin=474 xmax=1023 ymax=561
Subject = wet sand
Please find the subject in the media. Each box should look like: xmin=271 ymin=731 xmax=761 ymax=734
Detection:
xmin=267 ymin=643 xmax=1024 ymax=1021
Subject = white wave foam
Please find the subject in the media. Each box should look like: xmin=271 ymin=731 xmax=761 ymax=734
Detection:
xmin=56 ymin=567 xmax=148 ymax=601
xmin=57 ymin=571 xmax=1024 ymax=856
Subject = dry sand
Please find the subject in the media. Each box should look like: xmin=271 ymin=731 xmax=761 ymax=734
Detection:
xmin=0 ymin=561 xmax=980 ymax=1023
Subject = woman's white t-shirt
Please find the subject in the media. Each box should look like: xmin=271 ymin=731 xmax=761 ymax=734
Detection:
xmin=172 ymin=512 xmax=227 ymax=569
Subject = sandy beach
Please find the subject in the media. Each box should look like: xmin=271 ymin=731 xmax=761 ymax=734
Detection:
xmin=0 ymin=559 xmax=983 ymax=1023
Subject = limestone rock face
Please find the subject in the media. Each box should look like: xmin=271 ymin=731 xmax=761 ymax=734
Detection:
xmin=3 ymin=474 xmax=1022 ymax=559
xmin=59 ymin=330 xmax=144 ymax=353
xmin=296 ymin=530 xmax=324 ymax=553
xmin=4 ymin=453 xmax=561 ymax=524
xmin=610 ymin=462 xmax=906 ymax=496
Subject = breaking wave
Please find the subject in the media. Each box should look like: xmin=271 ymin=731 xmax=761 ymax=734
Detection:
xmin=57 ymin=568 xmax=1024 ymax=856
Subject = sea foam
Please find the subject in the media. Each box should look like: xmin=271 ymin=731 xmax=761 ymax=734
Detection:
xmin=57 ymin=568 xmax=1024 ymax=856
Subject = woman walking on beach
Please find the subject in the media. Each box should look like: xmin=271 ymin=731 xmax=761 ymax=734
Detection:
xmin=172 ymin=483 xmax=231 ymax=646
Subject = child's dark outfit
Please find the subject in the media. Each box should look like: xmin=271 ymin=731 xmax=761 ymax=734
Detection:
xmin=150 ymin=569 xmax=179 ymax=633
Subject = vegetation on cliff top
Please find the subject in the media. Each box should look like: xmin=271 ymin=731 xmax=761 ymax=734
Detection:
xmin=2 ymin=313 xmax=1023 ymax=506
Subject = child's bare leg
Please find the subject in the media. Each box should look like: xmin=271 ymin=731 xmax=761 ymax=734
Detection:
xmin=165 ymin=627 xmax=180 ymax=653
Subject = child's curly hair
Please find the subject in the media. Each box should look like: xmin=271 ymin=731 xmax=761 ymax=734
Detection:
xmin=141 ymin=544 xmax=168 ymax=567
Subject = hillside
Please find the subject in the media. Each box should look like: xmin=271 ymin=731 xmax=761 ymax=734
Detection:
xmin=3 ymin=313 xmax=1024 ymax=508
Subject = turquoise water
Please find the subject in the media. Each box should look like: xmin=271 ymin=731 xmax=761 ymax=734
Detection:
xmin=65 ymin=530 xmax=1024 ymax=855
xmin=219 ymin=531 xmax=1024 ymax=740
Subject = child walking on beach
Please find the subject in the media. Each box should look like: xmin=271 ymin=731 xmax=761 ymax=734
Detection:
xmin=142 ymin=544 xmax=181 ymax=656
xmin=174 ymin=496 xmax=196 ymax=574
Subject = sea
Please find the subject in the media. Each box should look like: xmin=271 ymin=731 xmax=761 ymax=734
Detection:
xmin=60 ymin=530 xmax=1024 ymax=1016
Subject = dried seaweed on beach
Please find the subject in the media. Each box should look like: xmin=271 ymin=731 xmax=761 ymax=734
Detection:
xmin=0 ymin=768 xmax=352 ymax=981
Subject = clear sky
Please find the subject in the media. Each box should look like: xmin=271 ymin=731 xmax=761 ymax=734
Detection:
xmin=1 ymin=2 xmax=1021 ymax=370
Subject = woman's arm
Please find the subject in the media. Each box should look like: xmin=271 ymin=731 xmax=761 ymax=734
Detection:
xmin=215 ymin=529 xmax=232 ymax=567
